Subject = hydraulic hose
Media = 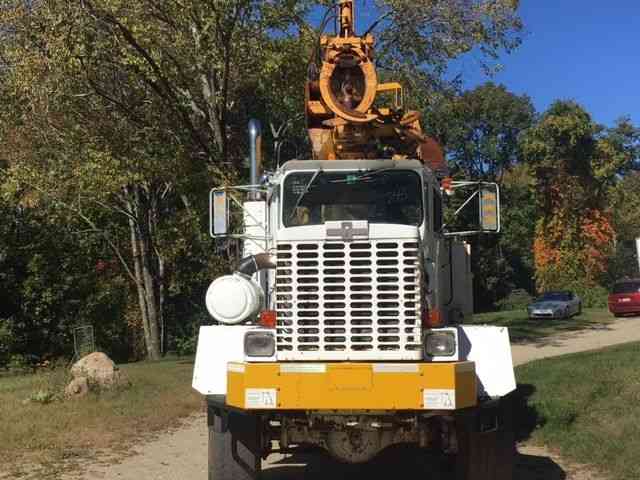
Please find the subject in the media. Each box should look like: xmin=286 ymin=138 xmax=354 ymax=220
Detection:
xmin=237 ymin=253 xmax=276 ymax=276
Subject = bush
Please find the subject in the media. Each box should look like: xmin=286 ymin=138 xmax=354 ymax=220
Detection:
xmin=498 ymin=289 xmax=533 ymax=311
xmin=0 ymin=319 xmax=10 ymax=369
xmin=7 ymin=354 xmax=34 ymax=376
xmin=27 ymin=389 xmax=56 ymax=404
xmin=175 ymin=333 xmax=198 ymax=357
xmin=574 ymin=285 xmax=609 ymax=308
xmin=26 ymin=365 xmax=72 ymax=404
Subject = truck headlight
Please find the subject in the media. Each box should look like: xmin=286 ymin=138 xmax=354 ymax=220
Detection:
xmin=244 ymin=331 xmax=275 ymax=357
xmin=424 ymin=331 xmax=456 ymax=357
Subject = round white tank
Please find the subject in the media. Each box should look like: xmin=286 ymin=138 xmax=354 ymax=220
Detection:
xmin=205 ymin=274 xmax=264 ymax=324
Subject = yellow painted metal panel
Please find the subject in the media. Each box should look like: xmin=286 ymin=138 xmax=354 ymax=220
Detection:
xmin=226 ymin=371 xmax=245 ymax=407
xmin=377 ymin=82 xmax=403 ymax=92
xmin=308 ymin=101 xmax=328 ymax=115
xmin=226 ymin=362 xmax=476 ymax=411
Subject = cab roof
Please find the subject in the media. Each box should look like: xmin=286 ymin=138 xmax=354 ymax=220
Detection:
xmin=280 ymin=159 xmax=426 ymax=172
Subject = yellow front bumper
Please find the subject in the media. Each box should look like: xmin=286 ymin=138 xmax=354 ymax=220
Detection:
xmin=226 ymin=362 xmax=476 ymax=411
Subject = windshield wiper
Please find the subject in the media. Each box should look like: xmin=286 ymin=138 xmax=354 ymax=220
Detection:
xmin=287 ymin=170 xmax=323 ymax=223
xmin=329 ymin=168 xmax=393 ymax=184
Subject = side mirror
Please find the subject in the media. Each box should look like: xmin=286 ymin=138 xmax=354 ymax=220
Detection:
xmin=210 ymin=190 xmax=228 ymax=236
xmin=479 ymin=188 xmax=499 ymax=232
xmin=209 ymin=187 xmax=268 ymax=242
xmin=443 ymin=182 xmax=501 ymax=236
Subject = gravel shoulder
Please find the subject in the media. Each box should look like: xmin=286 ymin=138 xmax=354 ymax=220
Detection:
xmin=60 ymin=316 xmax=640 ymax=480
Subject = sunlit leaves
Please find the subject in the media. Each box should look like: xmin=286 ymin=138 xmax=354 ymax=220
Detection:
xmin=521 ymin=101 xmax=623 ymax=292
xmin=373 ymin=0 xmax=523 ymax=95
xmin=425 ymin=81 xmax=534 ymax=180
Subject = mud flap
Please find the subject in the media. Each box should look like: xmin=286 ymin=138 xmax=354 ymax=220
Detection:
xmin=455 ymin=395 xmax=515 ymax=480
xmin=207 ymin=397 xmax=263 ymax=480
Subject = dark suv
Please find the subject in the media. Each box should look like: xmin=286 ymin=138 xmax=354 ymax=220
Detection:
xmin=608 ymin=279 xmax=640 ymax=317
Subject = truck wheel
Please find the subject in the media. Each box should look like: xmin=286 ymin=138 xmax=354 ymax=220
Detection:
xmin=455 ymin=397 xmax=515 ymax=480
xmin=209 ymin=415 xmax=261 ymax=480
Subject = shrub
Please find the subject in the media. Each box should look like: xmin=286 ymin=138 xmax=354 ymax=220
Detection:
xmin=574 ymin=285 xmax=609 ymax=308
xmin=27 ymin=389 xmax=56 ymax=404
xmin=25 ymin=363 xmax=73 ymax=404
xmin=0 ymin=319 xmax=10 ymax=369
xmin=7 ymin=354 xmax=33 ymax=376
xmin=498 ymin=289 xmax=533 ymax=311
xmin=175 ymin=333 xmax=198 ymax=357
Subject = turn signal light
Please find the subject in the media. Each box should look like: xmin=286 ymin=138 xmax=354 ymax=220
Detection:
xmin=423 ymin=309 xmax=443 ymax=328
xmin=441 ymin=177 xmax=453 ymax=195
xmin=259 ymin=310 xmax=277 ymax=328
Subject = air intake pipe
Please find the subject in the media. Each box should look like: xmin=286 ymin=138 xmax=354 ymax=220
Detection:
xmin=205 ymin=119 xmax=271 ymax=324
xmin=237 ymin=253 xmax=276 ymax=276
xmin=248 ymin=119 xmax=262 ymax=200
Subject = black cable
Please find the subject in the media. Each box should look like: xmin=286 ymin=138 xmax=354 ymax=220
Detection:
xmin=307 ymin=3 xmax=339 ymax=75
xmin=363 ymin=11 xmax=392 ymax=37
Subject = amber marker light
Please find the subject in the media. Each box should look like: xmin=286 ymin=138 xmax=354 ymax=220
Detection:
xmin=423 ymin=309 xmax=443 ymax=328
xmin=259 ymin=310 xmax=277 ymax=328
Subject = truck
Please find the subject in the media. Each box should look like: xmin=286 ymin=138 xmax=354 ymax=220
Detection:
xmin=192 ymin=2 xmax=516 ymax=478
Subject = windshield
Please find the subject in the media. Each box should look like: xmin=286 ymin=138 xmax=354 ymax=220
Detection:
xmin=613 ymin=282 xmax=640 ymax=294
xmin=537 ymin=292 xmax=570 ymax=302
xmin=282 ymin=170 xmax=423 ymax=227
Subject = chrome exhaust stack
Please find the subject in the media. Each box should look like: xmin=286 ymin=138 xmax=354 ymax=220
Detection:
xmin=248 ymin=119 xmax=262 ymax=200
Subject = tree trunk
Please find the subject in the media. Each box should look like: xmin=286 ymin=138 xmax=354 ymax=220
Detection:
xmin=126 ymin=185 xmax=162 ymax=360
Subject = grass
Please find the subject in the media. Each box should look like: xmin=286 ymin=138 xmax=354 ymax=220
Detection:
xmin=0 ymin=357 xmax=201 ymax=478
xmin=469 ymin=308 xmax=614 ymax=343
xmin=515 ymin=341 xmax=640 ymax=480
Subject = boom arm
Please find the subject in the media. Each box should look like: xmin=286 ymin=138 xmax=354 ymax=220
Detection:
xmin=305 ymin=1 xmax=447 ymax=175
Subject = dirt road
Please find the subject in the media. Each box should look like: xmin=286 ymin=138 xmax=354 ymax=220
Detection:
xmin=66 ymin=316 xmax=640 ymax=480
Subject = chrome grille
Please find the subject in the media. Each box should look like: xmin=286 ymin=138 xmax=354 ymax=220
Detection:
xmin=276 ymin=240 xmax=423 ymax=360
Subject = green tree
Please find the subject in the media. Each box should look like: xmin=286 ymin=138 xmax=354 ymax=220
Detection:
xmin=608 ymin=172 xmax=640 ymax=281
xmin=426 ymin=82 xmax=535 ymax=180
xmin=499 ymin=163 xmax=537 ymax=294
xmin=425 ymin=83 xmax=535 ymax=310
xmin=610 ymin=173 xmax=640 ymax=241
xmin=0 ymin=190 xmax=132 ymax=366
xmin=0 ymin=0 xmax=527 ymax=357
xmin=521 ymin=101 xmax=637 ymax=298
xmin=0 ymin=1 xmax=312 ymax=359
xmin=372 ymin=0 xmax=523 ymax=101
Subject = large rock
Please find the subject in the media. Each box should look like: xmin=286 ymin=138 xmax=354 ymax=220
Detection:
xmin=69 ymin=352 xmax=130 ymax=389
xmin=65 ymin=376 xmax=90 ymax=398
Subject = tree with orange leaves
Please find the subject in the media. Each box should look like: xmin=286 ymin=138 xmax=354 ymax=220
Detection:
xmin=522 ymin=101 xmax=635 ymax=301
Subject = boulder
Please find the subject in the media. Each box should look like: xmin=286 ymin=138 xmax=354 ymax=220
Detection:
xmin=70 ymin=352 xmax=130 ymax=389
xmin=65 ymin=376 xmax=90 ymax=398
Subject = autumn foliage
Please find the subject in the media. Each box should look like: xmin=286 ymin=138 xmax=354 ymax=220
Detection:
xmin=533 ymin=209 xmax=615 ymax=292
xmin=522 ymin=102 xmax=624 ymax=296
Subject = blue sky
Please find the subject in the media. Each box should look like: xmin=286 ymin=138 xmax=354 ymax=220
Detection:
xmin=314 ymin=1 xmax=640 ymax=127
xmin=456 ymin=1 xmax=640 ymax=127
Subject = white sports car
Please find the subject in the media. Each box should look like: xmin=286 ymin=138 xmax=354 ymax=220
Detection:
xmin=527 ymin=291 xmax=582 ymax=320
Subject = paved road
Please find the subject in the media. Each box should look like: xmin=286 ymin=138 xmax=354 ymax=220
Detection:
xmin=511 ymin=315 xmax=640 ymax=366
xmin=68 ymin=316 xmax=640 ymax=480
